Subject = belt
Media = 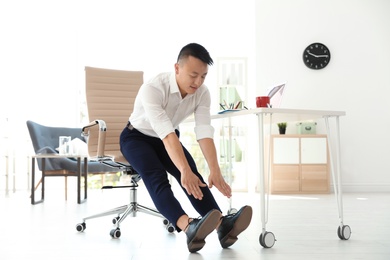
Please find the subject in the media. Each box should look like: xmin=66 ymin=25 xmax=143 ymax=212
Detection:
xmin=126 ymin=121 xmax=134 ymax=130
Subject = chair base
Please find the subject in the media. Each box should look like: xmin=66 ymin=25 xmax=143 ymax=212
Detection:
xmin=75 ymin=184 xmax=175 ymax=237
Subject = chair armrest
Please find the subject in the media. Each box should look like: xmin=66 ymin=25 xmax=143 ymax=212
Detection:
xmin=82 ymin=120 xmax=107 ymax=158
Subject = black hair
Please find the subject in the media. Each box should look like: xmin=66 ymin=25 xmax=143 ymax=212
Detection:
xmin=177 ymin=43 xmax=213 ymax=66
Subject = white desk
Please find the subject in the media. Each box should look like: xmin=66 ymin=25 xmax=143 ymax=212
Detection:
xmin=185 ymin=107 xmax=351 ymax=247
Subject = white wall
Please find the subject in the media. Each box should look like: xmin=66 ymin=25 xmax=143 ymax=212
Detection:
xmin=0 ymin=0 xmax=256 ymax=127
xmin=256 ymin=0 xmax=390 ymax=192
xmin=76 ymin=0 xmax=256 ymax=115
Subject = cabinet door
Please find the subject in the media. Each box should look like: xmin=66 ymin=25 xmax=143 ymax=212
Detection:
xmin=272 ymin=165 xmax=300 ymax=192
xmin=301 ymin=137 xmax=327 ymax=164
xmin=301 ymin=165 xmax=329 ymax=192
xmin=273 ymin=137 xmax=299 ymax=164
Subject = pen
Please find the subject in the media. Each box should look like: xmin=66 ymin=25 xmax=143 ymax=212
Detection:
xmin=234 ymin=101 xmax=241 ymax=109
xmin=220 ymin=103 xmax=226 ymax=110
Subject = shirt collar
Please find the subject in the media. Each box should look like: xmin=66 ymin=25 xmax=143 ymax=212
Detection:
xmin=169 ymin=73 xmax=180 ymax=94
xmin=169 ymin=72 xmax=194 ymax=99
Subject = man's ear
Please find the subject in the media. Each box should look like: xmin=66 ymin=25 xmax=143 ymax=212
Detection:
xmin=174 ymin=63 xmax=180 ymax=74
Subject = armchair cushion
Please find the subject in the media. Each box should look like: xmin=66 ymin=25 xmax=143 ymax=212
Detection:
xmin=70 ymin=137 xmax=88 ymax=156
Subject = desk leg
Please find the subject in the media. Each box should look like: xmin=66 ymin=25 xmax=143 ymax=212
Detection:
xmin=77 ymin=157 xmax=87 ymax=204
xmin=31 ymin=157 xmax=44 ymax=205
xmin=257 ymin=113 xmax=276 ymax=248
xmin=77 ymin=157 xmax=81 ymax=204
xmin=31 ymin=157 xmax=35 ymax=204
xmin=226 ymin=117 xmax=235 ymax=214
xmin=324 ymin=116 xmax=351 ymax=240
xmin=84 ymin=157 xmax=88 ymax=201
xmin=257 ymin=113 xmax=266 ymax=231
xmin=41 ymin=158 xmax=45 ymax=200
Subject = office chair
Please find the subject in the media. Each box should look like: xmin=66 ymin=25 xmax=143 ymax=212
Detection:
xmin=75 ymin=66 xmax=174 ymax=238
xmin=26 ymin=120 xmax=117 ymax=204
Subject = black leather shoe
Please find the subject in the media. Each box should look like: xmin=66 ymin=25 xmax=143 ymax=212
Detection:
xmin=185 ymin=209 xmax=220 ymax=253
xmin=217 ymin=205 xmax=253 ymax=248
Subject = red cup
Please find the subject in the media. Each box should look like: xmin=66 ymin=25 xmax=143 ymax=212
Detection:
xmin=256 ymin=96 xmax=270 ymax=107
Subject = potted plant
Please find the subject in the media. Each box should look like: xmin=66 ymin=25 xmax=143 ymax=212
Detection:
xmin=277 ymin=122 xmax=287 ymax=135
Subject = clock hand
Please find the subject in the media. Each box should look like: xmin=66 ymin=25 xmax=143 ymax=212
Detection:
xmin=307 ymin=51 xmax=319 ymax=58
xmin=307 ymin=51 xmax=329 ymax=58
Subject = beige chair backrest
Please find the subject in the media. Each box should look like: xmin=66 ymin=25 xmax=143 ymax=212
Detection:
xmin=85 ymin=66 xmax=143 ymax=163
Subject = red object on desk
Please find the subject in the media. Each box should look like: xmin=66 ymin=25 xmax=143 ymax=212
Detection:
xmin=256 ymin=96 xmax=270 ymax=107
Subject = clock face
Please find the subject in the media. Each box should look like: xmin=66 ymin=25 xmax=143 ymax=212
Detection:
xmin=303 ymin=43 xmax=331 ymax=70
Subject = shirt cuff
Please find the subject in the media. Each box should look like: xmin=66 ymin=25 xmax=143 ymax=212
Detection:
xmin=154 ymin=124 xmax=175 ymax=140
xmin=194 ymin=125 xmax=215 ymax=140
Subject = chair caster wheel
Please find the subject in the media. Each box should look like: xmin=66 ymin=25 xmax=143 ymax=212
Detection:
xmin=337 ymin=225 xmax=351 ymax=240
xmin=166 ymin=223 xmax=175 ymax=233
xmin=112 ymin=216 xmax=120 ymax=224
xmin=163 ymin=219 xmax=175 ymax=233
xmin=259 ymin=231 xmax=276 ymax=248
xmin=110 ymin=228 xmax=121 ymax=238
xmin=76 ymin=222 xmax=86 ymax=232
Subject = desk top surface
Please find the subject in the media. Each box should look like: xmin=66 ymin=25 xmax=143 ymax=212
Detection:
xmin=185 ymin=108 xmax=346 ymax=123
xmin=217 ymin=107 xmax=343 ymax=117
xmin=32 ymin=153 xmax=85 ymax=159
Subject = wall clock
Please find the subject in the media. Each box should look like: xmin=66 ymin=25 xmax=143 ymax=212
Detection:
xmin=303 ymin=43 xmax=331 ymax=70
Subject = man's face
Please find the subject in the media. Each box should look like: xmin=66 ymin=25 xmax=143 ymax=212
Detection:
xmin=175 ymin=55 xmax=208 ymax=98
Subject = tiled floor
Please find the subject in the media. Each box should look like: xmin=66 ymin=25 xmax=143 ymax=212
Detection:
xmin=1 ymin=182 xmax=390 ymax=260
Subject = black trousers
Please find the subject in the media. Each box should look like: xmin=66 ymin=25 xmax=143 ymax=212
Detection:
xmin=119 ymin=124 xmax=221 ymax=231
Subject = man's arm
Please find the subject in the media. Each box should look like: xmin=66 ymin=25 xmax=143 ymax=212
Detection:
xmin=198 ymin=138 xmax=232 ymax=198
xmin=162 ymin=132 xmax=206 ymax=200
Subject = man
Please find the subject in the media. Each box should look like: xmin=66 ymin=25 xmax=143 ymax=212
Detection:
xmin=120 ymin=43 xmax=252 ymax=253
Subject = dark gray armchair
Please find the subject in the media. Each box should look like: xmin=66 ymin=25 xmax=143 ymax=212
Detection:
xmin=27 ymin=120 xmax=117 ymax=204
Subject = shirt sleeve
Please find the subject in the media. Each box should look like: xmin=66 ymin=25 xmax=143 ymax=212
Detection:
xmin=140 ymin=82 xmax=175 ymax=139
xmin=194 ymin=88 xmax=215 ymax=140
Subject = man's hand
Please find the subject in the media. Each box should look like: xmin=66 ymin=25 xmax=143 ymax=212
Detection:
xmin=197 ymin=138 xmax=232 ymax=198
xmin=162 ymin=133 xmax=206 ymax=200
xmin=208 ymin=173 xmax=232 ymax=198
xmin=181 ymin=171 xmax=207 ymax=200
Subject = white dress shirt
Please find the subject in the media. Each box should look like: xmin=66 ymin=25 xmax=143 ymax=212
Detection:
xmin=129 ymin=72 xmax=214 ymax=140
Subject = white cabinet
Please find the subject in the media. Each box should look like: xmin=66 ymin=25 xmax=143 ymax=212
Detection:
xmin=270 ymin=135 xmax=330 ymax=194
